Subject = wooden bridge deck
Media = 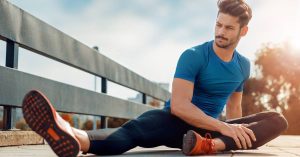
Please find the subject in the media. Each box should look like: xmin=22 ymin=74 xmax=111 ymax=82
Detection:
xmin=0 ymin=135 xmax=299 ymax=157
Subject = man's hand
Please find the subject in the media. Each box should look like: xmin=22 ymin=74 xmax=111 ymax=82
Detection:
xmin=219 ymin=122 xmax=256 ymax=149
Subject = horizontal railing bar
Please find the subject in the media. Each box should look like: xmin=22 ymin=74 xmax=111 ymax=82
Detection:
xmin=0 ymin=66 xmax=155 ymax=119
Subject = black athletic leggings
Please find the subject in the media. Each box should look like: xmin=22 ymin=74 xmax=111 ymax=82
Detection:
xmin=86 ymin=109 xmax=288 ymax=155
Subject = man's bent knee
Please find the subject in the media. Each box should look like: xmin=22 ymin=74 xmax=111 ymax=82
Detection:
xmin=266 ymin=111 xmax=288 ymax=133
xmin=275 ymin=112 xmax=288 ymax=132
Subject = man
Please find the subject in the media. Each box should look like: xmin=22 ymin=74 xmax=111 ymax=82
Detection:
xmin=22 ymin=0 xmax=288 ymax=156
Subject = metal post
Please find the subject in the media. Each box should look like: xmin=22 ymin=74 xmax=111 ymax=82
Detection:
xmin=3 ymin=106 xmax=12 ymax=130
xmin=100 ymin=77 xmax=108 ymax=128
xmin=3 ymin=40 xmax=19 ymax=130
xmin=92 ymin=46 xmax=99 ymax=130
xmin=93 ymin=46 xmax=108 ymax=129
xmin=142 ymin=93 xmax=147 ymax=104
xmin=93 ymin=46 xmax=99 ymax=92
xmin=6 ymin=40 xmax=19 ymax=68
xmin=101 ymin=77 xmax=107 ymax=93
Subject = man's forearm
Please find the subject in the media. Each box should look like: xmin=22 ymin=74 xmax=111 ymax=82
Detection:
xmin=171 ymin=102 xmax=225 ymax=132
xmin=226 ymin=105 xmax=242 ymax=120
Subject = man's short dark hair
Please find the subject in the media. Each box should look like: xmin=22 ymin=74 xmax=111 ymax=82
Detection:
xmin=218 ymin=0 xmax=252 ymax=27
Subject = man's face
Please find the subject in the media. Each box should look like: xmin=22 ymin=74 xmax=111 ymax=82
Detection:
xmin=214 ymin=12 xmax=243 ymax=49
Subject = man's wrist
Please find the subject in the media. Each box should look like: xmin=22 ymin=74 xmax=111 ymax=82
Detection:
xmin=215 ymin=120 xmax=226 ymax=132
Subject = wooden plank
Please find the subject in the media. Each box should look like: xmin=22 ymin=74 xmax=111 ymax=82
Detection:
xmin=0 ymin=66 xmax=155 ymax=119
xmin=0 ymin=131 xmax=43 ymax=146
xmin=0 ymin=135 xmax=299 ymax=156
xmin=265 ymin=135 xmax=300 ymax=148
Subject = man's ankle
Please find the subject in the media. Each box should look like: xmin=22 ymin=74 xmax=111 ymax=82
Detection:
xmin=72 ymin=128 xmax=90 ymax=152
xmin=213 ymin=138 xmax=225 ymax=151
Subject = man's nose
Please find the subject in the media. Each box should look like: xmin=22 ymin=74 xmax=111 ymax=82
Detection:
xmin=217 ymin=27 xmax=226 ymax=36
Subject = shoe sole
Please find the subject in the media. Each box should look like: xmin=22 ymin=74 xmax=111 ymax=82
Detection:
xmin=22 ymin=90 xmax=80 ymax=157
xmin=182 ymin=130 xmax=197 ymax=155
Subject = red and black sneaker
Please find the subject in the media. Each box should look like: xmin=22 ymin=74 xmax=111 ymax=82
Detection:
xmin=22 ymin=90 xmax=80 ymax=157
xmin=182 ymin=130 xmax=216 ymax=156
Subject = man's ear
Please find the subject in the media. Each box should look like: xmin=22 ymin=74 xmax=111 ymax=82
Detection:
xmin=240 ymin=26 xmax=248 ymax=37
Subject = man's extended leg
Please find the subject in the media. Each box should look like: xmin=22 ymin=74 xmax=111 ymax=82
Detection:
xmin=22 ymin=90 xmax=193 ymax=156
xmin=84 ymin=109 xmax=193 ymax=155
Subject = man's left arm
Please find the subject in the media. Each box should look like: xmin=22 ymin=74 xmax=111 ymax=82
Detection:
xmin=226 ymin=92 xmax=243 ymax=119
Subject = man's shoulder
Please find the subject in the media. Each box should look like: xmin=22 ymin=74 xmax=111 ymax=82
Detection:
xmin=235 ymin=52 xmax=250 ymax=66
xmin=177 ymin=41 xmax=211 ymax=71
xmin=184 ymin=41 xmax=211 ymax=57
xmin=191 ymin=41 xmax=211 ymax=51
xmin=235 ymin=52 xmax=251 ymax=77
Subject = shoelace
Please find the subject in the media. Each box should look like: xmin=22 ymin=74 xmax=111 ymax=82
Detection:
xmin=201 ymin=133 xmax=215 ymax=154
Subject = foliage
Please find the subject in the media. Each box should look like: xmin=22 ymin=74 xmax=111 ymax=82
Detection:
xmin=242 ymin=43 xmax=300 ymax=134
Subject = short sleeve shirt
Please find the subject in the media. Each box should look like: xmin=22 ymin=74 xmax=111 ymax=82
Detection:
xmin=164 ymin=40 xmax=250 ymax=118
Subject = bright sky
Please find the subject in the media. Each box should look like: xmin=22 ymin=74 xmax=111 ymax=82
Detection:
xmin=1 ymin=0 xmax=300 ymax=100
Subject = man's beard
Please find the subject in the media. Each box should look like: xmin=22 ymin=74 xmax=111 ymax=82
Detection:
xmin=215 ymin=36 xmax=236 ymax=49
xmin=215 ymin=33 xmax=240 ymax=49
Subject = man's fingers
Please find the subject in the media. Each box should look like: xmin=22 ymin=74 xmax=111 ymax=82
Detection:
xmin=233 ymin=135 xmax=242 ymax=149
xmin=243 ymin=127 xmax=257 ymax=142
xmin=236 ymin=128 xmax=247 ymax=149
xmin=241 ymin=123 xmax=249 ymax=127
xmin=240 ymin=127 xmax=252 ymax=148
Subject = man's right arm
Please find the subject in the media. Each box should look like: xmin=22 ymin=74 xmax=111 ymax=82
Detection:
xmin=170 ymin=78 xmax=224 ymax=131
xmin=170 ymin=78 xmax=256 ymax=149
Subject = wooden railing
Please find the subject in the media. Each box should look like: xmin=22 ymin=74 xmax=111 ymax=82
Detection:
xmin=0 ymin=0 xmax=170 ymax=131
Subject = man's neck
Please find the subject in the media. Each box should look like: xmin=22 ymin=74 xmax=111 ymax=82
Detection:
xmin=212 ymin=42 xmax=237 ymax=62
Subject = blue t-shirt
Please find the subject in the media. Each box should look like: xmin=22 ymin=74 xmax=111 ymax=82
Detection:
xmin=164 ymin=40 xmax=250 ymax=118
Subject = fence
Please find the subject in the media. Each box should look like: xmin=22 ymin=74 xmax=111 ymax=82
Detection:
xmin=0 ymin=0 xmax=170 ymax=131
